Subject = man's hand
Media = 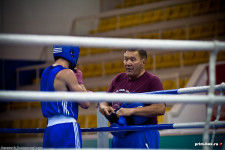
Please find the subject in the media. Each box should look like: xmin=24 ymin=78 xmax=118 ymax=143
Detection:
xmin=99 ymin=103 xmax=115 ymax=116
xmin=116 ymin=108 xmax=134 ymax=117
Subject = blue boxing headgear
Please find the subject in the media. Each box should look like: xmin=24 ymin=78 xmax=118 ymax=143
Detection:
xmin=53 ymin=45 xmax=80 ymax=69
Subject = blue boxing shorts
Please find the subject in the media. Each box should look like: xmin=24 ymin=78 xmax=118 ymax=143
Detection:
xmin=43 ymin=115 xmax=82 ymax=148
xmin=111 ymin=129 xmax=160 ymax=149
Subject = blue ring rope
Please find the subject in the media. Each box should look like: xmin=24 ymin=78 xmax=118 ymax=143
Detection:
xmin=144 ymin=83 xmax=225 ymax=95
xmin=1 ymin=122 xmax=224 ymax=134
xmin=145 ymin=89 xmax=178 ymax=94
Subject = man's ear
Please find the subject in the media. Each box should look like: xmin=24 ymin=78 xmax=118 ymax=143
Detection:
xmin=142 ymin=59 xmax=146 ymax=67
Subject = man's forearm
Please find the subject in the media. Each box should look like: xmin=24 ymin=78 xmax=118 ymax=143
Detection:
xmin=132 ymin=104 xmax=165 ymax=117
xmin=116 ymin=103 xmax=165 ymax=117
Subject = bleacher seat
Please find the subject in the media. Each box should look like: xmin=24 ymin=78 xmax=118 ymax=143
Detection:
xmin=178 ymin=3 xmax=190 ymax=18
xmin=184 ymin=78 xmax=189 ymax=87
xmin=120 ymin=13 xmax=140 ymax=28
xmin=89 ymin=29 xmax=95 ymax=34
xmin=81 ymin=63 xmax=102 ymax=77
xmin=162 ymin=28 xmax=187 ymax=40
xmin=172 ymin=53 xmax=181 ymax=67
xmin=142 ymin=34 xmax=151 ymax=39
xmin=40 ymin=118 xmax=47 ymax=128
xmin=104 ymin=60 xmax=123 ymax=75
xmin=202 ymin=23 xmax=215 ymax=38
xmin=189 ymin=25 xmax=203 ymax=39
xmin=141 ymin=9 xmax=164 ymax=24
xmin=183 ymin=51 xmax=196 ymax=66
xmin=179 ymin=77 xmax=189 ymax=88
xmin=155 ymin=55 xmax=164 ymax=69
xmin=165 ymin=5 xmax=180 ymax=20
xmin=12 ymin=118 xmax=43 ymax=129
xmin=88 ymin=87 xmax=97 ymax=92
xmin=87 ymin=114 xmax=97 ymax=128
xmin=97 ymin=18 xmax=109 ymax=32
xmin=150 ymin=32 xmax=159 ymax=39
xmin=131 ymin=13 xmax=141 ymax=26
xmin=32 ymin=78 xmax=41 ymax=84
xmin=20 ymin=119 xmax=30 ymax=128
xmin=80 ymin=47 xmax=88 ymax=56
xmin=162 ymin=80 xmax=176 ymax=90
xmin=30 ymin=119 xmax=39 ymax=128
xmin=124 ymin=0 xmax=135 ymax=7
xmin=209 ymin=0 xmax=219 ymax=13
xmin=141 ymin=11 xmax=153 ymax=24
xmin=97 ymin=17 xmax=117 ymax=32
xmin=10 ymin=102 xmax=28 ymax=110
xmin=107 ymin=17 xmax=117 ymax=30
xmin=198 ymin=1 xmax=211 ymax=15
xmin=217 ymin=51 xmax=225 ymax=61
xmin=116 ymin=0 xmax=164 ymax=9
xmin=192 ymin=0 xmax=217 ymax=16
xmin=195 ymin=51 xmax=209 ymax=64
xmin=179 ymin=78 xmax=185 ymax=88
xmin=89 ymin=0 xmax=221 ymax=35
xmin=163 ymin=53 xmax=181 ymax=68
xmin=93 ymin=63 xmax=103 ymax=76
xmin=119 ymin=14 xmax=129 ymax=28
xmin=192 ymin=1 xmax=201 ymax=16
xmin=105 ymin=62 xmax=114 ymax=75
xmin=12 ymin=120 xmax=21 ymax=128
xmin=145 ymin=56 xmax=153 ymax=70
xmin=97 ymin=86 xmax=108 ymax=92
xmin=30 ymin=102 xmax=41 ymax=108
xmin=77 ymin=115 xmax=86 ymax=128
xmin=163 ymin=54 xmax=173 ymax=68
xmin=218 ymin=20 xmax=225 ymax=35
xmin=157 ymin=115 xmax=163 ymax=123
xmin=148 ymin=9 xmax=164 ymax=23
xmin=114 ymin=61 xmax=124 ymax=73
xmin=138 ymin=32 xmax=159 ymax=39
xmin=161 ymin=30 xmax=173 ymax=39
xmin=173 ymin=28 xmax=186 ymax=40
xmin=154 ymin=53 xmax=180 ymax=69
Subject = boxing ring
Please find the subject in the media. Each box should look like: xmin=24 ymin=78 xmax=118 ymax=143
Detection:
xmin=0 ymin=34 xmax=225 ymax=150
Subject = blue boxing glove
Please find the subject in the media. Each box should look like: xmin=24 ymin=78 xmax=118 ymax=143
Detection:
xmin=118 ymin=103 xmax=128 ymax=126
xmin=106 ymin=112 xmax=118 ymax=124
xmin=110 ymin=116 xmax=127 ymax=138
xmin=109 ymin=103 xmax=128 ymax=138
xmin=128 ymin=102 xmax=148 ymax=125
xmin=106 ymin=103 xmax=128 ymax=124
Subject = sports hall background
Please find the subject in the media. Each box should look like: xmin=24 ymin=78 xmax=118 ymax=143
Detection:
xmin=0 ymin=0 xmax=225 ymax=149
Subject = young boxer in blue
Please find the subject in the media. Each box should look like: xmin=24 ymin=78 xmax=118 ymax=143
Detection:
xmin=41 ymin=45 xmax=90 ymax=148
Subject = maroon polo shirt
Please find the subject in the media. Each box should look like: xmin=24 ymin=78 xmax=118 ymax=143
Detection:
xmin=107 ymin=71 xmax=163 ymax=124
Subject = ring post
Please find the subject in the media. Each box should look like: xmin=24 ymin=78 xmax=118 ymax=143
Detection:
xmin=97 ymin=108 xmax=109 ymax=148
xmin=203 ymin=42 xmax=218 ymax=150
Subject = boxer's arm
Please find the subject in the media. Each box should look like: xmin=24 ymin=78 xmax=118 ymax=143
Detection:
xmin=74 ymin=68 xmax=90 ymax=109
xmin=78 ymin=84 xmax=90 ymax=109
xmin=63 ymin=69 xmax=90 ymax=109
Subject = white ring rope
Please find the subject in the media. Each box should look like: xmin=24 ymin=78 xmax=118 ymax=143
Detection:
xmin=0 ymin=91 xmax=225 ymax=103
xmin=0 ymin=34 xmax=225 ymax=50
xmin=178 ymin=83 xmax=225 ymax=94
